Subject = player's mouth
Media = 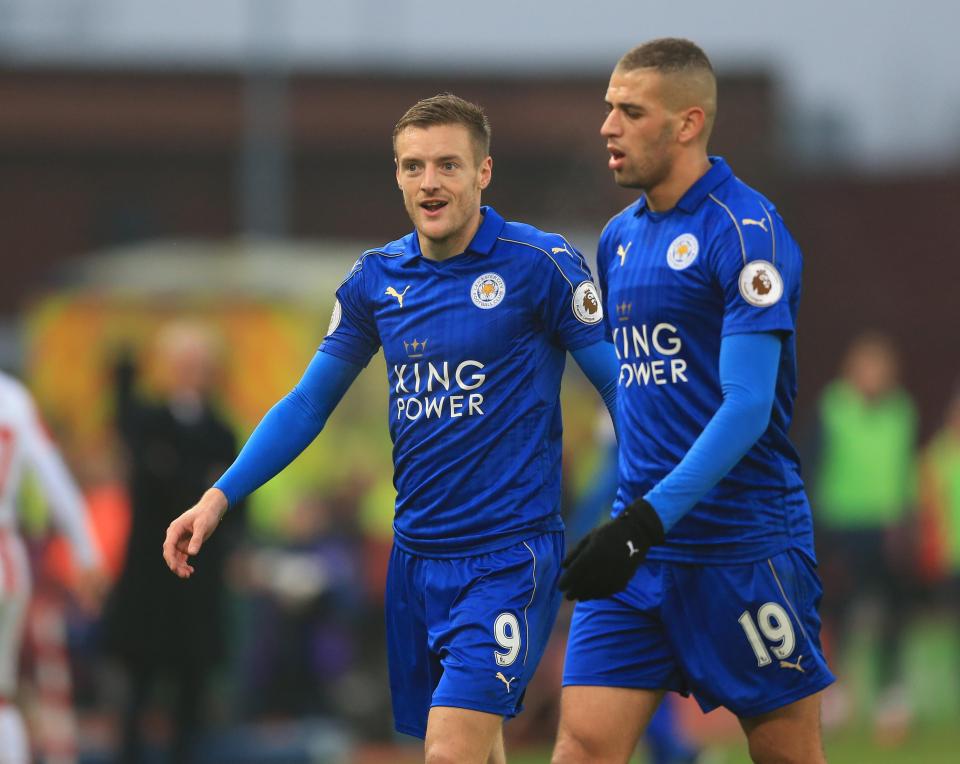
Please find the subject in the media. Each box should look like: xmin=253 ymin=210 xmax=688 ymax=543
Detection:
xmin=608 ymin=145 xmax=626 ymax=171
xmin=420 ymin=199 xmax=448 ymax=217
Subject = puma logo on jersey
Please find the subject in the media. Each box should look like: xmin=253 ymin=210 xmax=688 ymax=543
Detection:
xmin=551 ymin=245 xmax=572 ymax=256
xmin=626 ymin=540 xmax=641 ymax=558
xmin=617 ymin=242 xmax=632 ymax=266
xmin=779 ymin=655 xmax=804 ymax=673
xmin=742 ymin=217 xmax=768 ymax=232
xmin=495 ymin=672 xmax=517 ymax=692
xmin=385 ymin=285 xmax=411 ymax=307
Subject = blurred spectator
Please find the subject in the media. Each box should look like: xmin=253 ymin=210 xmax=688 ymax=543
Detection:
xmin=918 ymin=387 xmax=960 ymax=591
xmin=0 ymin=370 xmax=105 ymax=764
xmin=233 ymin=490 xmax=367 ymax=722
xmin=810 ymin=332 xmax=917 ymax=736
xmin=101 ymin=322 xmax=245 ymax=763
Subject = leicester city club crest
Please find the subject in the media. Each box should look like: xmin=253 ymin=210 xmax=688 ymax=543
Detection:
xmin=666 ymin=233 xmax=699 ymax=270
xmin=471 ymin=272 xmax=506 ymax=309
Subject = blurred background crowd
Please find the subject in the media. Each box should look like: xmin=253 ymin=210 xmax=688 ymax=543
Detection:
xmin=1 ymin=1 xmax=959 ymax=762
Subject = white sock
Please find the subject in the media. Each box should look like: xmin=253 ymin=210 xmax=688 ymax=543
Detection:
xmin=0 ymin=705 xmax=30 ymax=764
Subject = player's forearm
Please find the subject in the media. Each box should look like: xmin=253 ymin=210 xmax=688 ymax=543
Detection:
xmin=643 ymin=332 xmax=781 ymax=531
xmin=28 ymin=437 xmax=101 ymax=568
xmin=571 ymin=340 xmax=620 ymax=435
xmin=214 ymin=350 xmax=361 ymax=506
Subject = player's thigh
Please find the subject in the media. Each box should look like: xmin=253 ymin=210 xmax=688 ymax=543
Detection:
xmin=561 ymin=561 xmax=682 ymax=693
xmin=739 ymin=690 xmax=826 ymax=764
xmin=424 ymin=705 xmax=503 ymax=764
xmin=553 ymin=686 xmax=662 ymax=764
xmin=557 ymin=565 xmax=679 ymax=763
xmin=385 ymin=544 xmax=439 ymax=739
xmin=430 ymin=533 xmax=563 ymax=724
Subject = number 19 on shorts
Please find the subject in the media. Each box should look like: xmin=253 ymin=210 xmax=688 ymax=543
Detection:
xmin=738 ymin=603 xmax=796 ymax=666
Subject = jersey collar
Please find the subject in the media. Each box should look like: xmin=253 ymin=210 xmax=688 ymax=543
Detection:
xmin=634 ymin=156 xmax=732 ymax=217
xmin=469 ymin=206 xmax=506 ymax=255
xmin=403 ymin=205 xmax=506 ymax=264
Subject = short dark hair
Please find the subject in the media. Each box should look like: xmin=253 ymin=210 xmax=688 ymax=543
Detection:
xmin=618 ymin=38 xmax=717 ymax=139
xmin=393 ymin=93 xmax=491 ymax=162
xmin=617 ymin=37 xmax=714 ymax=77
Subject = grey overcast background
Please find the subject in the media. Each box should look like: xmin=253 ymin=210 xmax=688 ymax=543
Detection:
xmin=1 ymin=0 xmax=958 ymax=170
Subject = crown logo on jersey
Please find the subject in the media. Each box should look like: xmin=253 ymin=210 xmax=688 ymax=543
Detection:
xmin=403 ymin=339 xmax=428 ymax=358
xmin=616 ymin=301 xmax=632 ymax=321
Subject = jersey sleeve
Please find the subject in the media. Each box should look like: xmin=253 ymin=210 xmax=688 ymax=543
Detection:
xmin=318 ymin=257 xmax=381 ymax=366
xmin=214 ymin=351 xmax=362 ymax=506
xmin=707 ymin=206 xmax=801 ymax=338
xmin=595 ymin=221 xmax=616 ymax=342
xmin=536 ymin=237 xmax=607 ymax=351
xmin=643 ymin=332 xmax=781 ymax=530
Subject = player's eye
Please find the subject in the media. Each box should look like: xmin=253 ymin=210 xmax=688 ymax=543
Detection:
xmin=404 ymin=162 xmax=420 ymax=173
xmin=442 ymin=161 xmax=458 ymax=171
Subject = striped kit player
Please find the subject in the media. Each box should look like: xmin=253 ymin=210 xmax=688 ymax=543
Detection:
xmin=0 ymin=371 xmax=102 ymax=764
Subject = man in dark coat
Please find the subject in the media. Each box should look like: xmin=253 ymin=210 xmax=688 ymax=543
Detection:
xmin=104 ymin=322 xmax=244 ymax=763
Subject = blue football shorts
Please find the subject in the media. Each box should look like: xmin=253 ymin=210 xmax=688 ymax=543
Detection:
xmin=562 ymin=548 xmax=835 ymax=718
xmin=386 ymin=531 xmax=563 ymax=738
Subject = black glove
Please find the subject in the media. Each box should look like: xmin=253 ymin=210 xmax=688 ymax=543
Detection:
xmin=558 ymin=498 xmax=665 ymax=601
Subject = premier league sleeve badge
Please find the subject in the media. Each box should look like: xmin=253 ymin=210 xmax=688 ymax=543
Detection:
xmin=738 ymin=260 xmax=783 ymax=307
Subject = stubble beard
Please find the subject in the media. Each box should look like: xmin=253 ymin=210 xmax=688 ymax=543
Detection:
xmin=616 ymin=125 xmax=675 ymax=192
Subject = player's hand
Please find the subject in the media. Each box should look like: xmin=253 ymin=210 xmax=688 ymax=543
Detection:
xmin=73 ymin=565 xmax=110 ymax=616
xmin=558 ymin=498 xmax=664 ymax=601
xmin=163 ymin=488 xmax=228 ymax=579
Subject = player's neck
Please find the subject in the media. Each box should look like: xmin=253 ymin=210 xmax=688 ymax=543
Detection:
xmin=419 ymin=209 xmax=483 ymax=262
xmin=645 ymin=152 xmax=712 ymax=213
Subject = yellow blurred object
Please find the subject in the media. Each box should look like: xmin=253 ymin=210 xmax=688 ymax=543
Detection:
xmin=23 ymin=242 xmax=393 ymax=538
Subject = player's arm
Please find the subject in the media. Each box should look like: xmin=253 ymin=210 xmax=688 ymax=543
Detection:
xmin=166 ymin=254 xmax=379 ymax=578
xmin=570 ymin=341 xmax=619 ymax=433
xmin=560 ymin=331 xmax=780 ymax=600
xmin=20 ymin=401 xmax=101 ymax=571
xmin=213 ymin=350 xmax=363 ymax=506
xmin=20 ymin=391 xmax=107 ymax=611
xmin=642 ymin=331 xmax=779 ymax=525
xmin=162 ymin=350 xmax=362 ymax=578
xmin=535 ymin=235 xmax=614 ymax=419
xmin=570 ymin=220 xmax=621 ymax=432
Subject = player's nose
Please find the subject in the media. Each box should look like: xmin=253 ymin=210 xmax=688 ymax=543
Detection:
xmin=420 ymin=164 xmax=441 ymax=192
xmin=601 ymin=110 xmax=620 ymax=137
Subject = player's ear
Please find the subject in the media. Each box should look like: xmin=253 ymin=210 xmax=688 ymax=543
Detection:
xmin=477 ymin=155 xmax=492 ymax=190
xmin=677 ymin=106 xmax=706 ymax=146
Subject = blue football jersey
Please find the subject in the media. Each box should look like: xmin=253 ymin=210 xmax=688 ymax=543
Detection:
xmin=321 ymin=206 xmax=605 ymax=557
xmin=599 ymin=158 xmax=814 ymax=563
